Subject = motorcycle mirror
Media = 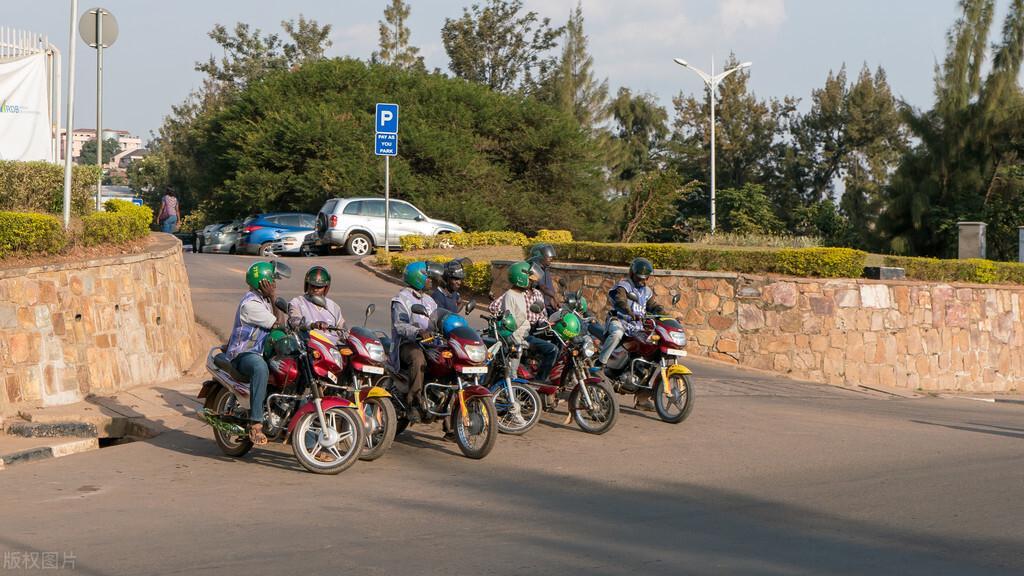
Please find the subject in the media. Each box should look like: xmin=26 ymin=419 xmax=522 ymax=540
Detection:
xmin=671 ymin=291 xmax=681 ymax=305
xmin=365 ymin=303 xmax=375 ymax=318
xmin=465 ymin=300 xmax=476 ymax=313
xmin=272 ymin=261 xmax=291 ymax=279
xmin=307 ymin=294 xmax=328 ymax=309
xmin=274 ymin=297 xmax=289 ymax=313
xmin=410 ymin=304 xmax=429 ymax=317
xmin=557 ymin=277 xmax=567 ymax=289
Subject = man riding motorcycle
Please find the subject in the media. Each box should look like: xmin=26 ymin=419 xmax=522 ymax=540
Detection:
xmin=224 ymin=262 xmax=289 ymax=445
xmin=288 ymin=266 xmax=344 ymax=336
xmin=431 ymin=259 xmax=464 ymax=314
xmin=489 ymin=261 xmax=558 ymax=384
xmin=528 ymin=243 xmax=560 ymax=315
xmin=593 ymin=257 xmax=666 ymax=410
xmin=390 ymin=261 xmax=438 ymax=422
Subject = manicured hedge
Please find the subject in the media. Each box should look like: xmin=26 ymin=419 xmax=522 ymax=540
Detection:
xmin=548 ymin=242 xmax=867 ymax=279
xmin=884 ymin=255 xmax=1024 ymax=284
xmin=0 ymin=211 xmax=67 ymax=258
xmin=384 ymin=254 xmax=493 ymax=294
xmin=399 ymin=231 xmax=530 ymax=251
xmin=81 ymin=200 xmax=153 ymax=246
xmin=532 ymin=229 xmax=573 ymax=244
xmin=0 ymin=160 xmax=101 ymax=216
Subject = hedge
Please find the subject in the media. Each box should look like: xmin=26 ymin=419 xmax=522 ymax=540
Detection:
xmin=884 ymin=255 xmax=1024 ymax=284
xmin=0 ymin=211 xmax=67 ymax=258
xmin=533 ymin=229 xmax=573 ymax=244
xmin=81 ymin=200 xmax=153 ymax=246
xmin=399 ymin=231 xmax=530 ymax=251
xmin=0 ymin=161 xmax=101 ymax=217
xmin=384 ymin=254 xmax=493 ymax=294
xmin=548 ymin=242 xmax=867 ymax=279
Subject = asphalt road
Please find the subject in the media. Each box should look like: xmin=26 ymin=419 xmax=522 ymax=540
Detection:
xmin=1 ymin=252 xmax=1023 ymax=575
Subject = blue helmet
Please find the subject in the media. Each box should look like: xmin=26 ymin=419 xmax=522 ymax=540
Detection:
xmin=403 ymin=261 xmax=429 ymax=291
xmin=440 ymin=313 xmax=468 ymax=336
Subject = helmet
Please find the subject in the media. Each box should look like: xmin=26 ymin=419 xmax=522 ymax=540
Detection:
xmin=529 ymin=243 xmax=556 ymax=262
xmin=497 ymin=311 xmax=517 ymax=339
xmin=263 ymin=328 xmax=287 ymax=357
xmin=444 ymin=259 xmax=466 ymax=280
xmin=304 ymin=266 xmax=331 ymax=289
xmin=440 ymin=313 xmax=468 ymax=336
xmin=629 ymin=257 xmax=654 ymax=281
xmin=425 ymin=261 xmax=445 ymax=283
xmin=404 ymin=261 xmax=429 ymax=291
xmin=553 ymin=311 xmax=581 ymax=340
xmin=246 ymin=262 xmax=276 ymax=290
xmin=508 ymin=261 xmax=533 ymax=289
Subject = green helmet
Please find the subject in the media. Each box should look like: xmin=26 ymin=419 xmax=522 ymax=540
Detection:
xmin=304 ymin=266 xmax=331 ymax=289
xmin=497 ymin=311 xmax=517 ymax=339
xmin=553 ymin=311 xmax=581 ymax=340
xmin=246 ymin=262 xmax=276 ymax=290
xmin=404 ymin=261 xmax=429 ymax=291
xmin=263 ymin=328 xmax=287 ymax=357
xmin=508 ymin=261 xmax=533 ymax=289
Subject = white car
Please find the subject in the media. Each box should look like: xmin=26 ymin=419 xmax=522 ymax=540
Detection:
xmin=311 ymin=197 xmax=462 ymax=256
xmin=271 ymin=229 xmax=318 ymax=256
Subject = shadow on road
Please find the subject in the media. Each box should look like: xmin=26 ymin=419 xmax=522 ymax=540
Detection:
xmin=911 ymin=419 xmax=1024 ymax=440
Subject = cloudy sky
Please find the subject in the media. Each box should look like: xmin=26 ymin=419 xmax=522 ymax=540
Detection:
xmin=4 ymin=1 xmax=995 ymax=141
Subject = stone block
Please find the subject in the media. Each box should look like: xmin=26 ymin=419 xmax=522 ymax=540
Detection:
xmin=715 ymin=282 xmax=735 ymax=299
xmin=738 ymin=304 xmax=765 ymax=331
xmin=9 ymin=332 xmax=30 ymax=364
xmin=721 ymin=299 xmax=736 ymax=316
xmin=709 ymin=352 xmax=739 ymax=364
xmin=836 ymin=289 xmax=860 ymax=308
xmin=684 ymin=308 xmax=706 ymax=326
xmin=0 ymin=304 xmax=16 ymax=329
xmin=693 ymin=329 xmax=718 ymax=347
xmin=765 ymin=335 xmax=795 ymax=353
xmin=809 ymin=296 xmax=834 ymax=316
xmin=698 ymin=292 xmax=720 ymax=312
xmin=773 ymin=354 xmax=791 ymax=372
xmin=708 ymin=314 xmax=735 ymax=331
xmin=765 ymin=282 xmax=798 ymax=308
xmin=780 ymin=311 xmax=803 ymax=334
xmin=810 ymin=335 xmax=829 ymax=352
xmin=860 ymin=285 xmax=892 ymax=309
xmin=716 ymin=338 xmax=739 ymax=353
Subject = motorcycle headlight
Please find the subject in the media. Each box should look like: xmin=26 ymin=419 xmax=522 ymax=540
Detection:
xmin=329 ymin=347 xmax=344 ymax=365
xmin=366 ymin=342 xmax=386 ymax=363
xmin=583 ymin=338 xmax=596 ymax=357
xmin=669 ymin=331 xmax=687 ymax=347
xmin=464 ymin=344 xmax=488 ymax=364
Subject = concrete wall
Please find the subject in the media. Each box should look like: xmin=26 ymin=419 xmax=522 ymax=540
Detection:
xmin=491 ymin=261 xmax=1023 ymax=393
xmin=0 ymin=234 xmax=199 ymax=413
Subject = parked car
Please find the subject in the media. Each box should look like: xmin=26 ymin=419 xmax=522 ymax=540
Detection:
xmin=202 ymin=220 xmax=243 ymax=254
xmin=311 ymin=197 xmax=462 ymax=256
xmin=236 ymin=213 xmax=316 ymax=256
xmin=271 ymin=229 xmax=318 ymax=256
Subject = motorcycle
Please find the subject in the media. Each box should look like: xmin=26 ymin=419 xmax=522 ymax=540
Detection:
xmin=381 ymin=302 xmax=499 ymax=459
xmin=199 ymin=284 xmax=365 ymax=474
xmin=599 ymin=292 xmax=696 ymax=424
xmin=309 ymin=301 xmax=397 ymax=462
xmin=480 ymin=311 xmax=544 ymax=436
xmin=519 ymin=297 xmax=619 ymax=435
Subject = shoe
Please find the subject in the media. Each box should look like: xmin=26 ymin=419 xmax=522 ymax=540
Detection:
xmin=634 ymin=394 xmax=654 ymax=411
xmin=407 ymin=406 xmax=423 ymax=424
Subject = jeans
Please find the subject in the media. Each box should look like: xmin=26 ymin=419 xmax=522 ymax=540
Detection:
xmin=232 ymin=352 xmax=269 ymax=423
xmin=598 ymin=318 xmax=625 ymax=365
xmin=525 ymin=335 xmax=558 ymax=382
xmin=160 ymin=214 xmax=178 ymax=233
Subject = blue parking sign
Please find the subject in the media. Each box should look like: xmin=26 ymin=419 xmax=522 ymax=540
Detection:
xmin=375 ymin=133 xmax=397 ymax=156
xmin=375 ymin=103 xmax=399 ymax=134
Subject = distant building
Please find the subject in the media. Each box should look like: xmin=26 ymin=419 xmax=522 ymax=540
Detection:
xmin=59 ymin=128 xmax=144 ymax=167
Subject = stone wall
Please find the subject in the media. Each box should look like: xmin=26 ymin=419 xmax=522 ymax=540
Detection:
xmin=491 ymin=261 xmax=1023 ymax=393
xmin=0 ymin=234 xmax=199 ymax=413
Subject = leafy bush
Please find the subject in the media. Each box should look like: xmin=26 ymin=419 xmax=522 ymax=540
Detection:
xmin=551 ymin=242 xmax=867 ymax=278
xmin=384 ymin=253 xmax=493 ymax=294
xmin=0 ymin=211 xmax=67 ymax=258
xmin=883 ymin=255 xmax=1024 ymax=284
xmin=82 ymin=200 xmax=153 ymax=246
xmin=0 ymin=161 xmax=101 ymax=216
xmin=399 ymin=231 xmax=530 ymax=251
xmin=533 ymin=229 xmax=573 ymax=244
xmin=691 ymin=232 xmax=821 ymax=248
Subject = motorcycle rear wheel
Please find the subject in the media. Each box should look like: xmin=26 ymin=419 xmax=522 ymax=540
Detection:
xmin=570 ymin=380 xmax=619 ymax=435
xmin=207 ymin=387 xmax=253 ymax=457
xmin=654 ymin=374 xmax=695 ymax=424
xmin=493 ymin=382 xmax=542 ymax=435
xmin=359 ymin=397 xmax=397 ymax=461
xmin=453 ymin=396 xmax=498 ymax=459
xmin=291 ymin=406 xmax=364 ymax=475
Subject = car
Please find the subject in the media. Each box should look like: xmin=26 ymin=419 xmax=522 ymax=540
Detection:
xmin=202 ymin=220 xmax=243 ymax=254
xmin=271 ymin=229 xmax=318 ymax=256
xmin=311 ymin=197 xmax=462 ymax=256
xmin=236 ymin=213 xmax=316 ymax=257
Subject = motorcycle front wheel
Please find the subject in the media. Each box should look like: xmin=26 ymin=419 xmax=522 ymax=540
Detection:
xmin=569 ymin=380 xmax=619 ymax=435
xmin=359 ymin=397 xmax=397 ymax=461
xmin=291 ymin=406 xmax=364 ymax=474
xmin=453 ymin=396 xmax=498 ymax=459
xmin=493 ymin=382 xmax=542 ymax=435
xmin=654 ymin=373 xmax=695 ymax=424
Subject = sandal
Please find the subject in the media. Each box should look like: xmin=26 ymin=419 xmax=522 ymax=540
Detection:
xmin=248 ymin=424 xmax=269 ymax=446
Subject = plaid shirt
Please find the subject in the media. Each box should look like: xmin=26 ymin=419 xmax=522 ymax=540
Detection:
xmin=488 ymin=288 xmax=547 ymax=325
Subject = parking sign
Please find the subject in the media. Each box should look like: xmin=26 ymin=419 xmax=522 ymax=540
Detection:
xmin=375 ymin=103 xmax=399 ymax=134
xmin=375 ymin=133 xmax=398 ymax=156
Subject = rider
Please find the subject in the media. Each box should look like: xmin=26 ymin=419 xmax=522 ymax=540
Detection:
xmin=288 ymin=266 xmax=344 ymax=335
xmin=488 ymin=261 xmax=558 ymax=383
xmin=431 ymin=259 xmax=464 ymax=314
xmin=528 ymin=243 xmax=559 ymax=315
xmin=390 ymin=261 xmax=438 ymax=422
xmin=224 ymin=262 xmax=287 ymax=446
xmin=593 ymin=257 xmax=666 ymax=410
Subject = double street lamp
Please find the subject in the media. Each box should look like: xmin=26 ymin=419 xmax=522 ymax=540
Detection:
xmin=674 ymin=57 xmax=752 ymax=234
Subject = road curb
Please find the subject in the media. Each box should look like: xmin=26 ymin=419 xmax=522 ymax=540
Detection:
xmin=938 ymin=394 xmax=1024 ymax=405
xmin=1 ymin=438 xmax=100 ymax=469
xmin=356 ymin=256 xmax=404 ymax=288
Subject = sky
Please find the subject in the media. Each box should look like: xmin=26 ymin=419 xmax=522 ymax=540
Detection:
xmin=3 ymin=1 xmax=999 ymax=142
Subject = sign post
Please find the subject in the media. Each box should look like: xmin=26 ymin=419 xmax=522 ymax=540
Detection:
xmin=79 ymin=7 xmax=118 ymax=211
xmin=375 ymin=103 xmax=399 ymax=251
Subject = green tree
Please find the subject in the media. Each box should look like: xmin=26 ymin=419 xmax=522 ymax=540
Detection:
xmin=78 ymin=138 xmax=120 ymax=166
xmin=609 ymin=88 xmax=669 ymax=189
xmin=372 ymin=0 xmax=425 ymax=70
xmin=543 ymin=3 xmax=609 ymax=132
xmin=127 ymin=150 xmax=169 ymax=204
xmin=619 ymin=172 xmax=697 ymax=242
xmin=716 ymin=184 xmax=784 ymax=235
xmin=441 ymin=0 xmax=564 ymax=93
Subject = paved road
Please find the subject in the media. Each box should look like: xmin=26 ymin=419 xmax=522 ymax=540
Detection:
xmin=1 ymin=253 xmax=1022 ymax=575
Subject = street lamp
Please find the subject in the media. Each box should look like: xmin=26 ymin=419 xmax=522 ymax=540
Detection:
xmin=674 ymin=57 xmax=751 ymax=234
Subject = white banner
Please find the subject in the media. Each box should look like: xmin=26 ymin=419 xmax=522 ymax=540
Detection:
xmin=0 ymin=53 xmax=52 ymax=162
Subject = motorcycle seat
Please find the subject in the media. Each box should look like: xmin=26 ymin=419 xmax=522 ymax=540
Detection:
xmin=481 ymin=335 xmax=498 ymax=347
xmin=379 ymin=335 xmax=393 ymax=353
xmin=213 ymin=352 xmax=250 ymax=383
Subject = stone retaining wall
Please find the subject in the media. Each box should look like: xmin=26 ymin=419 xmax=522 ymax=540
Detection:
xmin=0 ymin=234 xmax=199 ymax=413
xmin=491 ymin=261 xmax=1023 ymax=393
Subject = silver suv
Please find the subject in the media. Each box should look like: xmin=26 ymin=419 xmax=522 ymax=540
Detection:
xmin=312 ymin=197 xmax=462 ymax=256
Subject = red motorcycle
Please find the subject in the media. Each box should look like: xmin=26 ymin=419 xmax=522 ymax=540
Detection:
xmin=200 ymin=292 xmax=365 ymax=475
xmin=381 ymin=303 xmax=498 ymax=459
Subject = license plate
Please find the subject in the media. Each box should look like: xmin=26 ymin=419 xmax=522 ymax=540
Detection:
xmin=457 ymin=365 xmax=488 ymax=374
xmin=665 ymin=348 xmax=688 ymax=357
xmin=359 ymin=365 xmax=384 ymax=375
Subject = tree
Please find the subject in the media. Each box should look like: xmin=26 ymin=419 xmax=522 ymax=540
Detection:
xmin=715 ymin=184 xmax=784 ymax=235
xmin=609 ymin=88 xmax=669 ymax=189
xmin=372 ymin=0 xmax=425 ymax=70
xmin=282 ymin=15 xmax=333 ymax=64
xmin=441 ymin=0 xmax=563 ymax=93
xmin=619 ymin=172 xmax=697 ymax=242
xmin=543 ymin=2 xmax=609 ymax=132
xmin=78 ymin=138 xmax=120 ymax=166
xmin=128 ymin=150 xmax=169 ymax=201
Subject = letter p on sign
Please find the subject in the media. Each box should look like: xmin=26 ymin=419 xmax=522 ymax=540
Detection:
xmin=375 ymin=103 xmax=399 ymax=134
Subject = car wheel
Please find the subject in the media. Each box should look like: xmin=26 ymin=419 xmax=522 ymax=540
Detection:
xmin=259 ymin=242 xmax=275 ymax=257
xmin=345 ymin=233 xmax=372 ymax=256
xmin=437 ymin=234 xmax=455 ymax=250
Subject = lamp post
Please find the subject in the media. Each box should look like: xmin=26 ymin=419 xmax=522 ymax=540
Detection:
xmin=673 ymin=56 xmax=751 ymax=234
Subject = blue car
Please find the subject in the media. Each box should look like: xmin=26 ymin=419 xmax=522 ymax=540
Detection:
xmin=236 ymin=213 xmax=316 ymax=256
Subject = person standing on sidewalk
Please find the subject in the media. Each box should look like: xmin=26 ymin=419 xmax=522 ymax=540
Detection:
xmin=158 ymin=188 xmax=180 ymax=233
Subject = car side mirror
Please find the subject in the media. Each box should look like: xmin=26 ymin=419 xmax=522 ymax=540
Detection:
xmin=415 ymin=215 xmax=426 ymax=222
xmin=274 ymin=297 xmax=289 ymax=313
xmin=410 ymin=304 xmax=428 ymax=317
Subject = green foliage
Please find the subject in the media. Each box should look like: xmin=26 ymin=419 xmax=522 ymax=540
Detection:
xmin=883 ymin=255 xmax=1024 ymax=284
xmin=385 ymin=253 xmax=493 ymax=293
xmin=78 ymin=138 xmax=120 ymax=166
xmin=372 ymin=0 xmax=425 ymax=70
xmin=690 ymin=232 xmax=821 ymax=249
xmin=0 ymin=161 xmax=100 ymax=216
xmin=533 ymin=229 xmax=573 ymax=243
xmin=609 ymin=89 xmax=668 ymax=187
xmin=399 ymin=231 xmax=530 ymax=251
xmin=619 ymin=172 xmax=696 ymax=242
xmin=551 ymin=242 xmax=866 ymax=278
xmin=83 ymin=200 xmax=153 ymax=246
xmin=716 ymin=184 xmax=785 ymax=235
xmin=0 ymin=211 xmax=67 ymax=258
xmin=540 ymin=3 xmax=609 ymax=132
